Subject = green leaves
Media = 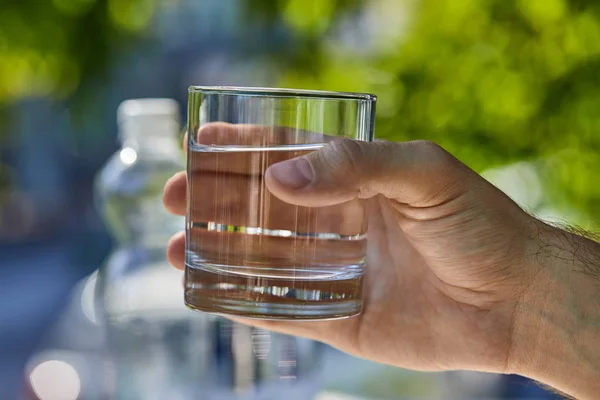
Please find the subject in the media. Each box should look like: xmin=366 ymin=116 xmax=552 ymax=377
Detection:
xmin=270 ymin=0 xmax=600 ymax=226
xmin=0 ymin=0 xmax=598 ymax=225
xmin=0 ymin=0 xmax=155 ymax=105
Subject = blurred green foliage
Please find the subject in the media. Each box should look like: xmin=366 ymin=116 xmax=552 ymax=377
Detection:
xmin=0 ymin=0 xmax=153 ymax=128
xmin=1 ymin=0 xmax=598 ymax=224
xmin=253 ymin=0 xmax=600 ymax=225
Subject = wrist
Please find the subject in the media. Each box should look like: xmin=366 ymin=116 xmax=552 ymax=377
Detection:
xmin=508 ymin=221 xmax=600 ymax=398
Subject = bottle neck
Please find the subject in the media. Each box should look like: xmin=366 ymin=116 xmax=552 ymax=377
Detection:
xmin=121 ymin=136 xmax=181 ymax=157
xmin=119 ymin=117 xmax=181 ymax=156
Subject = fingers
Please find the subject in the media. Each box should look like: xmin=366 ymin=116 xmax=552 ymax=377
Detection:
xmin=166 ymin=123 xmax=335 ymax=216
xmin=163 ymin=171 xmax=187 ymax=216
xmin=187 ymin=172 xmax=365 ymax=234
xmin=163 ymin=167 xmax=366 ymax=232
xmin=167 ymin=231 xmax=185 ymax=270
xmin=177 ymin=128 xmax=472 ymax=215
xmin=265 ymin=139 xmax=471 ymax=208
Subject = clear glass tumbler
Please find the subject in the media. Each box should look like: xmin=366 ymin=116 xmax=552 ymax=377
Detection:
xmin=185 ymin=86 xmax=376 ymax=319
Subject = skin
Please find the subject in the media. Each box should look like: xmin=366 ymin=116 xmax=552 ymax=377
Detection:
xmin=163 ymin=123 xmax=600 ymax=399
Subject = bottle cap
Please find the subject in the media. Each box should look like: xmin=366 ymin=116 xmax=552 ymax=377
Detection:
xmin=117 ymin=98 xmax=180 ymax=143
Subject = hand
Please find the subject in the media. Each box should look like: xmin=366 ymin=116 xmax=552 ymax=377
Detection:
xmin=163 ymin=124 xmax=541 ymax=375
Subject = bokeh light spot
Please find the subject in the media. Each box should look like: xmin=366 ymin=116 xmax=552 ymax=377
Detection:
xmin=119 ymin=147 xmax=137 ymax=165
xmin=30 ymin=360 xmax=81 ymax=400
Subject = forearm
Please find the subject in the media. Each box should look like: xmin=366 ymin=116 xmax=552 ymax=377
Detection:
xmin=510 ymin=221 xmax=600 ymax=399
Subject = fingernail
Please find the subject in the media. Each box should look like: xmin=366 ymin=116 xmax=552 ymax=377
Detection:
xmin=269 ymin=158 xmax=314 ymax=189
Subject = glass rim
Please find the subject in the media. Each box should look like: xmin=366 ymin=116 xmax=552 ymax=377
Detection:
xmin=188 ymin=86 xmax=377 ymax=101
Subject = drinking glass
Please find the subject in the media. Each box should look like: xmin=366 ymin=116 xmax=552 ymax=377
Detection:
xmin=185 ymin=86 xmax=376 ymax=319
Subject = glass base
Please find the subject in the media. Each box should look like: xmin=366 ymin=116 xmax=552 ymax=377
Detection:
xmin=184 ymin=265 xmax=363 ymax=320
xmin=185 ymin=295 xmax=361 ymax=320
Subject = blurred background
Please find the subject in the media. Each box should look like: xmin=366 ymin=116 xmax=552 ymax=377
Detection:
xmin=1 ymin=0 xmax=598 ymax=398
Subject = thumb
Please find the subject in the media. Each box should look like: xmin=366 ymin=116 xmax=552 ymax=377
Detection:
xmin=265 ymin=139 xmax=471 ymax=207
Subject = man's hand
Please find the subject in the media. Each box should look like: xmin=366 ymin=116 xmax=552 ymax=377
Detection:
xmin=163 ymin=125 xmax=600 ymax=398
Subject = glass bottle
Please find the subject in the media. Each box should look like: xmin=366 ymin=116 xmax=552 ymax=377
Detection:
xmin=94 ymin=98 xmax=323 ymax=400
xmin=95 ymin=98 xmax=210 ymax=400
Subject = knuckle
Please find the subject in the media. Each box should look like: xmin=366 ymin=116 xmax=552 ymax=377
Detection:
xmin=330 ymin=139 xmax=366 ymax=172
xmin=328 ymin=139 xmax=375 ymax=198
xmin=412 ymin=140 xmax=456 ymax=167
xmin=310 ymin=139 xmax=368 ymax=192
xmin=413 ymin=139 xmax=444 ymax=155
xmin=411 ymin=140 xmax=468 ymax=203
